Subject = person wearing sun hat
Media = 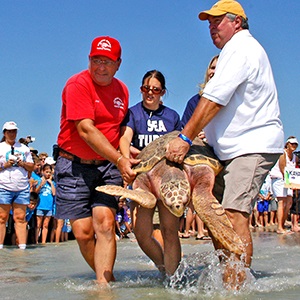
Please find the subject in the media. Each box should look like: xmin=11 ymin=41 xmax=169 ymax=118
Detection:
xmin=44 ymin=156 xmax=56 ymax=166
xmin=55 ymin=36 xmax=138 ymax=284
xmin=165 ymin=0 xmax=284 ymax=288
xmin=0 ymin=121 xmax=34 ymax=250
xmin=270 ymin=136 xmax=299 ymax=234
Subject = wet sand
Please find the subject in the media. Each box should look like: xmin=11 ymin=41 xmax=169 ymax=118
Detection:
xmin=1 ymin=226 xmax=300 ymax=299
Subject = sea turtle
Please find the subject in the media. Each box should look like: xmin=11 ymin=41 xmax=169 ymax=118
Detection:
xmin=96 ymin=131 xmax=245 ymax=255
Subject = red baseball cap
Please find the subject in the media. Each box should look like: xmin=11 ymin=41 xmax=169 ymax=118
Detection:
xmin=89 ymin=36 xmax=121 ymax=61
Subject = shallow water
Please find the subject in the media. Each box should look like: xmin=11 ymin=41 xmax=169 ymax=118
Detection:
xmin=1 ymin=227 xmax=300 ymax=300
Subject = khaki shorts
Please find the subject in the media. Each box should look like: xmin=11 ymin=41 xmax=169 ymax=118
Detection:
xmin=213 ymin=153 xmax=280 ymax=215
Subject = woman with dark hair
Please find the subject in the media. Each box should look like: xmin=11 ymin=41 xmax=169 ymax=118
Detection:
xmin=119 ymin=70 xmax=181 ymax=275
xmin=120 ymin=70 xmax=180 ymax=154
xmin=0 ymin=121 xmax=34 ymax=249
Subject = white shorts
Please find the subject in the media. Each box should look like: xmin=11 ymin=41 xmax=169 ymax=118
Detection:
xmin=271 ymin=178 xmax=293 ymax=198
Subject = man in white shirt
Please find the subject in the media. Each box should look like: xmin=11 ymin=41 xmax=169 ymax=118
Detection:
xmin=165 ymin=0 xmax=284 ymax=288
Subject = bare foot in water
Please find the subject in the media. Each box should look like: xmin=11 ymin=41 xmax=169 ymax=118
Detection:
xmin=277 ymin=229 xmax=294 ymax=234
xmin=292 ymin=227 xmax=300 ymax=232
xmin=222 ymin=262 xmax=247 ymax=290
xmin=95 ymin=273 xmax=116 ymax=285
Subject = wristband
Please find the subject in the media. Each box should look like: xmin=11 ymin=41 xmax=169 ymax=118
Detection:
xmin=0 ymin=162 xmax=4 ymax=170
xmin=178 ymin=133 xmax=192 ymax=146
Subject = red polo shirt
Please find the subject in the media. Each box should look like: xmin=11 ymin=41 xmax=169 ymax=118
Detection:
xmin=57 ymin=70 xmax=129 ymax=160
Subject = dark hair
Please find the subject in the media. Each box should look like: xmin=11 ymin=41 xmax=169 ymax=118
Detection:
xmin=42 ymin=163 xmax=53 ymax=171
xmin=285 ymin=135 xmax=297 ymax=148
xmin=142 ymin=70 xmax=166 ymax=90
xmin=30 ymin=191 xmax=40 ymax=204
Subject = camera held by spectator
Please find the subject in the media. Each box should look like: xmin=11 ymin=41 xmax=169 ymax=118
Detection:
xmin=19 ymin=135 xmax=36 ymax=146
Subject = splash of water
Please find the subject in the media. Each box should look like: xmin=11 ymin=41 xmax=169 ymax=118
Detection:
xmin=166 ymin=250 xmax=255 ymax=297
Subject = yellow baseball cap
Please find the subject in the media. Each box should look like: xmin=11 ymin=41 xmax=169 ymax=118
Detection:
xmin=199 ymin=0 xmax=247 ymax=21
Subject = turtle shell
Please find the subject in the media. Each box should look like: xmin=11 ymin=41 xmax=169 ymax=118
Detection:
xmin=133 ymin=131 xmax=222 ymax=175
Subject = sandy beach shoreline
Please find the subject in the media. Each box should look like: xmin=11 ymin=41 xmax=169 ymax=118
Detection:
xmin=1 ymin=228 xmax=300 ymax=299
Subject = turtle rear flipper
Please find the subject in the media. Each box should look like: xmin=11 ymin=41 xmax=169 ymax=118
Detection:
xmin=193 ymin=195 xmax=246 ymax=255
xmin=96 ymin=185 xmax=157 ymax=208
xmin=188 ymin=164 xmax=246 ymax=256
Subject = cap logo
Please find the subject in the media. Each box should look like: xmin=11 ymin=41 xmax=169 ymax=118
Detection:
xmin=97 ymin=39 xmax=112 ymax=52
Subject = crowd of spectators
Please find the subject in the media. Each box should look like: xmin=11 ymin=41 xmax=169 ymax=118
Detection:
xmin=4 ymin=145 xmax=74 ymax=246
xmin=3 ymin=132 xmax=300 ymax=248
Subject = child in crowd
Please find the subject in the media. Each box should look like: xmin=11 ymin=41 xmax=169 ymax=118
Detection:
xmin=50 ymin=216 xmax=64 ymax=243
xmin=35 ymin=164 xmax=56 ymax=243
xmin=268 ymin=196 xmax=278 ymax=226
xmin=257 ymin=174 xmax=272 ymax=227
xmin=26 ymin=192 xmax=39 ymax=244
xmin=115 ymin=200 xmax=132 ymax=239
xmin=61 ymin=219 xmax=72 ymax=242
xmin=29 ymin=157 xmax=42 ymax=192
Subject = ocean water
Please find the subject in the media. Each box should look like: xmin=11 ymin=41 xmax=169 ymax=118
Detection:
xmin=1 ymin=227 xmax=300 ymax=300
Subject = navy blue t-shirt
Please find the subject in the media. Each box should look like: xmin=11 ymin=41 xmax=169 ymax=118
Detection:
xmin=122 ymin=102 xmax=181 ymax=150
xmin=181 ymin=94 xmax=200 ymax=128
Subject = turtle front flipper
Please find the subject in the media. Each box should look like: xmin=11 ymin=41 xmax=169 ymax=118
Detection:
xmin=188 ymin=165 xmax=246 ymax=256
xmin=96 ymin=185 xmax=157 ymax=208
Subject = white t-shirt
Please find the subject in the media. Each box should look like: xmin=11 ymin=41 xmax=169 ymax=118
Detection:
xmin=270 ymin=151 xmax=297 ymax=179
xmin=0 ymin=141 xmax=33 ymax=191
xmin=203 ymin=30 xmax=284 ymax=160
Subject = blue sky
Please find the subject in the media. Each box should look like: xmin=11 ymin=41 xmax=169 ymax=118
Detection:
xmin=1 ymin=0 xmax=299 ymax=155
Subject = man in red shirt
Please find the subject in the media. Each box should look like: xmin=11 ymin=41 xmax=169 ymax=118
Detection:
xmin=55 ymin=36 xmax=137 ymax=284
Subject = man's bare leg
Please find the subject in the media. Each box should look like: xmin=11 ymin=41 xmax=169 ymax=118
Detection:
xmin=71 ymin=217 xmax=96 ymax=271
xmin=92 ymin=206 xmax=117 ymax=284
xmin=223 ymin=209 xmax=252 ymax=289
xmin=209 ymin=209 xmax=251 ymax=289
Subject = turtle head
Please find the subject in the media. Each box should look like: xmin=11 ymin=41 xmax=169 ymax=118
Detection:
xmin=159 ymin=179 xmax=190 ymax=217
